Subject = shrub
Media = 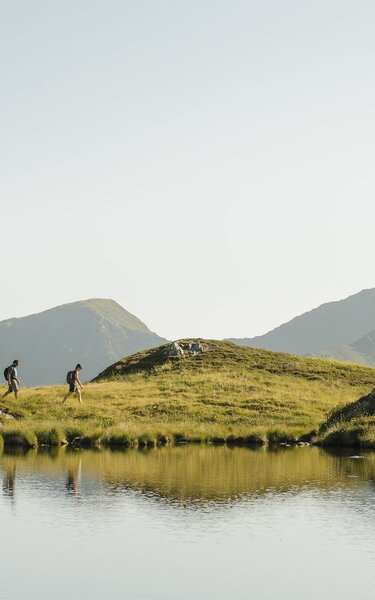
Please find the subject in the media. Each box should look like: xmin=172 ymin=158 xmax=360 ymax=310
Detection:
xmin=65 ymin=426 xmax=85 ymax=444
xmin=81 ymin=431 xmax=102 ymax=446
xmin=102 ymin=430 xmax=133 ymax=447
xmin=210 ymin=436 xmax=226 ymax=445
xmin=322 ymin=428 xmax=362 ymax=447
xmin=138 ymin=433 xmax=156 ymax=448
xmin=226 ymin=432 xmax=266 ymax=446
xmin=36 ymin=427 xmax=65 ymax=446
xmin=156 ymin=433 xmax=170 ymax=445
xmin=2 ymin=427 xmax=37 ymax=448
xmin=173 ymin=432 xmax=188 ymax=444
xmin=188 ymin=434 xmax=205 ymax=444
xmin=267 ymin=429 xmax=299 ymax=445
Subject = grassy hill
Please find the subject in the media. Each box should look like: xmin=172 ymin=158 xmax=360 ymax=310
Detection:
xmin=1 ymin=339 xmax=374 ymax=448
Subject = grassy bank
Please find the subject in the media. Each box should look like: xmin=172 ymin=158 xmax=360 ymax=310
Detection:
xmin=1 ymin=340 xmax=374 ymax=448
xmin=316 ymin=388 xmax=375 ymax=448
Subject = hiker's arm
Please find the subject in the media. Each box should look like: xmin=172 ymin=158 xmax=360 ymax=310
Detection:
xmin=77 ymin=377 xmax=83 ymax=389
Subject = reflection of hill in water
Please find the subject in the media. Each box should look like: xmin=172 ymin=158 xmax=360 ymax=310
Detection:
xmin=101 ymin=446 xmax=375 ymax=503
xmin=1 ymin=446 xmax=375 ymax=505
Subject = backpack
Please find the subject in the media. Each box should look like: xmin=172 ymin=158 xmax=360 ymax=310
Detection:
xmin=66 ymin=370 xmax=74 ymax=384
xmin=3 ymin=367 xmax=9 ymax=381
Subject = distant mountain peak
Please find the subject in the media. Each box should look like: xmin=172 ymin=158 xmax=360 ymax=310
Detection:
xmin=227 ymin=287 xmax=375 ymax=358
xmin=0 ymin=299 xmax=167 ymax=385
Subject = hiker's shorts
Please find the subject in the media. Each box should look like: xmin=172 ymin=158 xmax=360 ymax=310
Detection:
xmin=69 ymin=383 xmax=78 ymax=393
xmin=9 ymin=380 xmax=18 ymax=393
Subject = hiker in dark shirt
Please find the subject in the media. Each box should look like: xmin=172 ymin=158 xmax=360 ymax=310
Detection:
xmin=62 ymin=364 xmax=83 ymax=404
xmin=2 ymin=360 xmax=20 ymax=400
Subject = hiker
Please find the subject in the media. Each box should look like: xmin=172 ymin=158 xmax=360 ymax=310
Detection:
xmin=62 ymin=364 xmax=83 ymax=404
xmin=2 ymin=360 xmax=20 ymax=400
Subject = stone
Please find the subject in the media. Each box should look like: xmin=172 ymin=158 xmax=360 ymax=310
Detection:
xmin=166 ymin=341 xmax=185 ymax=357
xmin=164 ymin=340 xmax=205 ymax=358
xmin=188 ymin=341 xmax=203 ymax=355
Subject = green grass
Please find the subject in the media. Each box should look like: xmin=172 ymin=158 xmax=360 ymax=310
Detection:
xmin=1 ymin=339 xmax=375 ymax=448
xmin=316 ymin=387 xmax=375 ymax=448
xmin=2 ymin=426 xmax=37 ymax=448
xmin=35 ymin=425 xmax=65 ymax=446
xmin=317 ymin=417 xmax=375 ymax=448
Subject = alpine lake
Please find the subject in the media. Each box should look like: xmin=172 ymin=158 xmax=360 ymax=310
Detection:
xmin=1 ymin=444 xmax=374 ymax=600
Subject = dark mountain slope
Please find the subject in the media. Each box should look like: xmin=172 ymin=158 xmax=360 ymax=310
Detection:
xmin=228 ymin=288 xmax=375 ymax=355
xmin=317 ymin=329 xmax=375 ymax=367
xmin=0 ymin=299 xmax=166 ymax=385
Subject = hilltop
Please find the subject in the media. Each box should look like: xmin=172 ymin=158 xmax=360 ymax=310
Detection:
xmin=228 ymin=288 xmax=375 ymax=359
xmin=93 ymin=339 xmax=375 ymax=387
xmin=0 ymin=299 xmax=166 ymax=385
xmin=2 ymin=339 xmax=375 ymax=448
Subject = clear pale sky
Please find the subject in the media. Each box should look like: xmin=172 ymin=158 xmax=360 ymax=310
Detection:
xmin=1 ymin=0 xmax=375 ymax=340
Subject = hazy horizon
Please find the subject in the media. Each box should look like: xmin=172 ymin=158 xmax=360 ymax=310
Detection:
xmin=2 ymin=1 xmax=375 ymax=340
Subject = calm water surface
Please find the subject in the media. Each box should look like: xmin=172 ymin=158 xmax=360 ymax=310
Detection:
xmin=0 ymin=445 xmax=374 ymax=600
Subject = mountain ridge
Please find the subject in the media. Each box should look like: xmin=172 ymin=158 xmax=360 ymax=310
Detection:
xmin=227 ymin=288 xmax=375 ymax=358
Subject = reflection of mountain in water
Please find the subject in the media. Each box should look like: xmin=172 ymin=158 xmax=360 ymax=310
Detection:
xmin=1 ymin=446 xmax=375 ymax=508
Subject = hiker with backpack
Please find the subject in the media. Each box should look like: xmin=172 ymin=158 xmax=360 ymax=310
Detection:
xmin=2 ymin=360 xmax=20 ymax=400
xmin=62 ymin=364 xmax=83 ymax=404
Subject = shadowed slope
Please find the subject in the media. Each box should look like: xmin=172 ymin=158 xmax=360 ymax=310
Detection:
xmin=0 ymin=299 xmax=166 ymax=385
xmin=317 ymin=329 xmax=375 ymax=367
xmin=228 ymin=288 xmax=375 ymax=356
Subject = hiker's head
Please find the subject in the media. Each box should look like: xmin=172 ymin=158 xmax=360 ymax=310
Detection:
xmin=76 ymin=364 xmax=82 ymax=371
xmin=13 ymin=360 xmax=19 ymax=366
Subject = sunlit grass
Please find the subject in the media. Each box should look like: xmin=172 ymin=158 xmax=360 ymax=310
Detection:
xmin=1 ymin=340 xmax=374 ymax=447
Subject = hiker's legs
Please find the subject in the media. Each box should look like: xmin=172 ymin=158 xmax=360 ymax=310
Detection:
xmin=2 ymin=387 xmax=12 ymax=399
xmin=10 ymin=381 xmax=18 ymax=400
xmin=75 ymin=389 xmax=82 ymax=404
xmin=62 ymin=391 xmax=72 ymax=404
xmin=63 ymin=381 xmax=77 ymax=404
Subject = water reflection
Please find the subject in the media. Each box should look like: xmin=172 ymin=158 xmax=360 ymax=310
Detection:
xmin=66 ymin=458 xmax=82 ymax=498
xmin=0 ymin=445 xmax=374 ymax=506
xmin=0 ymin=446 xmax=375 ymax=600
xmin=3 ymin=463 xmax=16 ymax=503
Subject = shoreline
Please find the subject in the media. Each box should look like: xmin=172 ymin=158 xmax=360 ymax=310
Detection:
xmin=0 ymin=426 xmax=369 ymax=450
